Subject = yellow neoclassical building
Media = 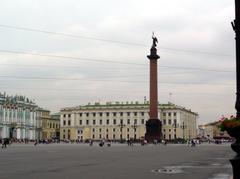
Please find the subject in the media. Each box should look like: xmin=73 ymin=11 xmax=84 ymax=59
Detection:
xmin=38 ymin=108 xmax=60 ymax=140
xmin=60 ymin=102 xmax=198 ymax=141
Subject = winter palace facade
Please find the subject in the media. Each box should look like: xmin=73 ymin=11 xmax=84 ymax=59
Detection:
xmin=0 ymin=93 xmax=41 ymax=140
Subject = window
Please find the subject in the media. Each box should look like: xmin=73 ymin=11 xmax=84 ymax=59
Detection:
xmin=100 ymin=120 xmax=102 ymax=125
xmin=99 ymin=128 xmax=102 ymax=132
xmin=163 ymin=129 xmax=166 ymax=132
xmin=63 ymin=114 xmax=66 ymax=117
xmin=86 ymin=120 xmax=89 ymax=125
xmin=168 ymin=112 xmax=171 ymax=116
xmin=92 ymin=134 xmax=95 ymax=139
xmin=50 ymin=123 xmax=52 ymax=128
xmin=127 ymin=134 xmax=129 ymax=139
xmin=68 ymin=120 xmax=71 ymax=126
xmin=127 ymin=112 xmax=130 ymax=116
xmin=63 ymin=120 xmax=66 ymax=126
xmin=99 ymin=134 xmax=102 ymax=139
xmin=141 ymin=119 xmax=144 ymax=124
xmin=63 ymin=135 xmax=65 ymax=139
xmin=113 ymin=112 xmax=116 ymax=116
xmin=113 ymin=119 xmax=116 ymax=125
xmin=134 ymin=112 xmax=137 ymax=116
xmin=68 ymin=114 xmax=71 ymax=117
xmin=113 ymin=134 xmax=115 ymax=139
xmin=63 ymin=129 xmax=65 ymax=133
xmin=127 ymin=128 xmax=129 ymax=132
xmin=106 ymin=119 xmax=109 ymax=125
xmin=174 ymin=119 xmax=177 ymax=124
xmin=169 ymin=129 xmax=171 ymax=132
xmin=113 ymin=128 xmax=115 ymax=132
xmin=93 ymin=120 xmax=96 ymax=125
xmin=106 ymin=129 xmax=109 ymax=132
xmin=93 ymin=128 xmax=95 ymax=132
xmin=163 ymin=113 xmax=166 ymax=116
xmin=163 ymin=134 xmax=166 ymax=139
xmin=106 ymin=112 xmax=109 ymax=116
xmin=79 ymin=113 xmax=82 ymax=117
xmin=86 ymin=113 xmax=89 ymax=117
xmin=79 ymin=120 xmax=82 ymax=125
xmin=120 ymin=119 xmax=123 ymax=124
xmin=174 ymin=112 xmax=177 ymax=116
xmin=127 ymin=119 xmax=130 ymax=124
xmin=169 ymin=134 xmax=171 ymax=139
xmin=99 ymin=112 xmax=102 ymax=117
xmin=134 ymin=119 xmax=137 ymax=124
xmin=141 ymin=112 xmax=144 ymax=116
xmin=168 ymin=119 xmax=171 ymax=125
xmin=163 ymin=119 xmax=166 ymax=125
xmin=106 ymin=134 xmax=109 ymax=139
xmin=93 ymin=113 xmax=96 ymax=117
xmin=120 ymin=112 xmax=123 ymax=116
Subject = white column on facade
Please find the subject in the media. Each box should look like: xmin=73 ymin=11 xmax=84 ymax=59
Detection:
xmin=17 ymin=128 xmax=21 ymax=139
xmin=2 ymin=126 xmax=9 ymax=138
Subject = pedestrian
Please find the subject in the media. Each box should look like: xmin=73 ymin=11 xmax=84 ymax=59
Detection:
xmin=127 ymin=139 xmax=130 ymax=146
xmin=191 ymin=140 xmax=196 ymax=147
xmin=2 ymin=138 xmax=8 ymax=148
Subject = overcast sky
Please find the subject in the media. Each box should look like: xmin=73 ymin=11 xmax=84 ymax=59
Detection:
xmin=0 ymin=0 xmax=236 ymax=124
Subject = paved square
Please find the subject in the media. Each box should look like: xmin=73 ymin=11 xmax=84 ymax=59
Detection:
xmin=0 ymin=143 xmax=234 ymax=179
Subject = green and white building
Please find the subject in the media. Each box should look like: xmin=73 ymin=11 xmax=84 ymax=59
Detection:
xmin=0 ymin=92 xmax=41 ymax=140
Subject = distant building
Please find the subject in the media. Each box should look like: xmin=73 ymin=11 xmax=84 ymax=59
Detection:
xmin=198 ymin=122 xmax=230 ymax=139
xmin=60 ymin=102 xmax=198 ymax=141
xmin=38 ymin=108 xmax=60 ymax=140
xmin=0 ymin=92 xmax=40 ymax=140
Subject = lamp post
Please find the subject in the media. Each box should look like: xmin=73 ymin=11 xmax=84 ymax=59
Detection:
xmin=230 ymin=1 xmax=240 ymax=178
xmin=131 ymin=121 xmax=138 ymax=141
xmin=118 ymin=120 xmax=125 ymax=142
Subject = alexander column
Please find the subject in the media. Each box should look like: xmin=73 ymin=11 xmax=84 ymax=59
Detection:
xmin=145 ymin=34 xmax=162 ymax=142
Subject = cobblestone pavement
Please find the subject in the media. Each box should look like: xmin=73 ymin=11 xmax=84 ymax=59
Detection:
xmin=0 ymin=143 xmax=234 ymax=179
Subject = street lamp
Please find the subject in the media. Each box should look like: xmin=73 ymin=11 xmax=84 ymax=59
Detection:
xmin=230 ymin=1 xmax=240 ymax=178
xmin=131 ymin=121 xmax=138 ymax=141
xmin=118 ymin=120 xmax=125 ymax=141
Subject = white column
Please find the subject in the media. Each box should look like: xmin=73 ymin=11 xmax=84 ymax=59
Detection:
xmin=17 ymin=128 xmax=21 ymax=139
xmin=2 ymin=126 xmax=9 ymax=138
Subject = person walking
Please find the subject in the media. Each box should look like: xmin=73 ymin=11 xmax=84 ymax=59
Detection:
xmin=2 ymin=138 xmax=8 ymax=148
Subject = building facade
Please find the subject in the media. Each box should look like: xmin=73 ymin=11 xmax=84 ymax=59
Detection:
xmin=60 ymin=102 xmax=198 ymax=141
xmin=0 ymin=92 xmax=39 ymax=140
xmin=39 ymin=108 xmax=60 ymax=140
xmin=198 ymin=122 xmax=230 ymax=139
